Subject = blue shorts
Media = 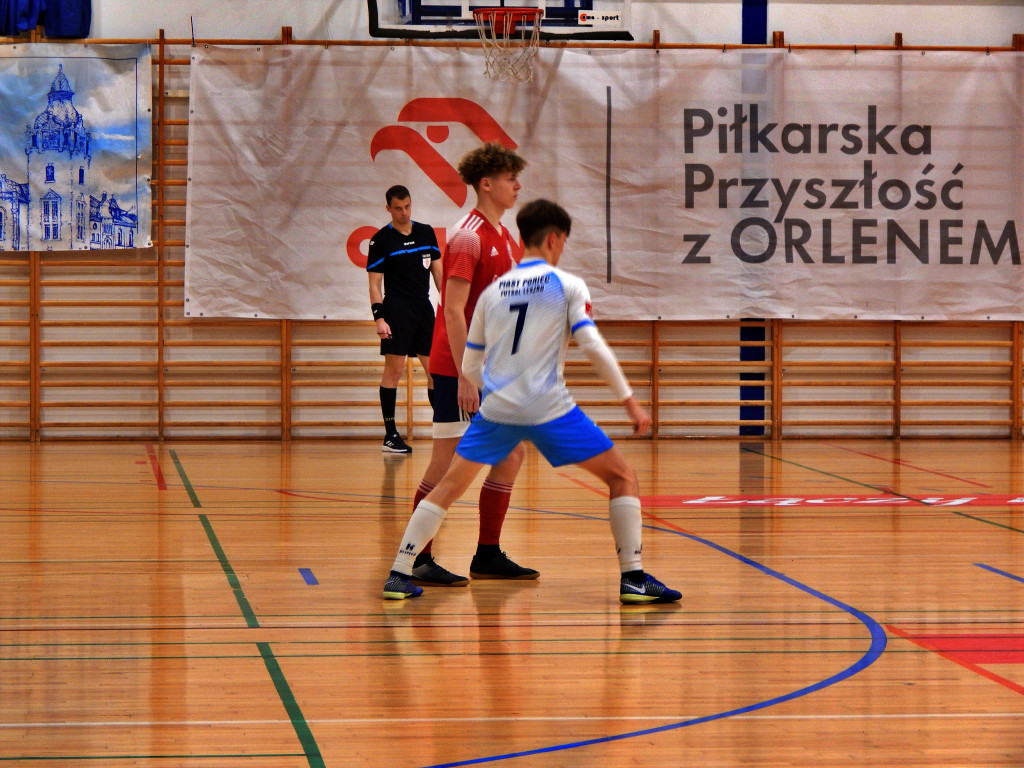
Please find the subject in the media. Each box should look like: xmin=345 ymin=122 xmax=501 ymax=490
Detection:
xmin=455 ymin=406 xmax=614 ymax=468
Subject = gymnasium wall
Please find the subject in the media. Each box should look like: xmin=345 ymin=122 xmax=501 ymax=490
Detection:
xmin=85 ymin=0 xmax=1024 ymax=48
xmin=2 ymin=3 xmax=1023 ymax=441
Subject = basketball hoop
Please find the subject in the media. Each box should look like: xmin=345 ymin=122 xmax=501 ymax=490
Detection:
xmin=472 ymin=7 xmax=543 ymax=83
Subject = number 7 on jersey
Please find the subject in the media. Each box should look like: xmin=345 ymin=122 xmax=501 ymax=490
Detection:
xmin=509 ymin=302 xmax=529 ymax=354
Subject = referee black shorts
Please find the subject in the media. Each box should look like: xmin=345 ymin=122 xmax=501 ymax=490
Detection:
xmin=380 ymin=303 xmax=434 ymax=358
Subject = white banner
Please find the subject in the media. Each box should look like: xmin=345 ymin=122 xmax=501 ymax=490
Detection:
xmin=185 ymin=46 xmax=1024 ymax=321
xmin=0 ymin=44 xmax=152 ymax=252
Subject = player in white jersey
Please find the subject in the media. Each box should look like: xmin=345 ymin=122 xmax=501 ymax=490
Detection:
xmin=383 ymin=199 xmax=682 ymax=605
xmin=467 ymin=260 xmax=586 ymax=428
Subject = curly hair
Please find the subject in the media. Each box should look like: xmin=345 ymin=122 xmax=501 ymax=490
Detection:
xmin=456 ymin=142 xmax=527 ymax=190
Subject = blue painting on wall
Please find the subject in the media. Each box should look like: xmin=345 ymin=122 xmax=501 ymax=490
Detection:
xmin=0 ymin=43 xmax=152 ymax=251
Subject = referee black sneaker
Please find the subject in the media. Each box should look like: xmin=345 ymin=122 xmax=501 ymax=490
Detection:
xmin=382 ymin=433 xmax=412 ymax=454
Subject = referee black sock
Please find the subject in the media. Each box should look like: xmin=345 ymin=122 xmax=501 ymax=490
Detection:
xmin=380 ymin=386 xmax=397 ymax=435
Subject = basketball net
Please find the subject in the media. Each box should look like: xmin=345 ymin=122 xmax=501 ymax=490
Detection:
xmin=472 ymin=7 xmax=542 ymax=83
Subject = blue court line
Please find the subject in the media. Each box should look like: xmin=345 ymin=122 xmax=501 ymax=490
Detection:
xmin=299 ymin=568 xmax=319 ymax=586
xmin=975 ymin=563 xmax=1024 ymax=585
xmin=420 ymin=517 xmax=887 ymax=768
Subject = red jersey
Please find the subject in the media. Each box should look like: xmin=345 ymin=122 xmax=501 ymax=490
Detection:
xmin=429 ymin=209 xmax=517 ymax=377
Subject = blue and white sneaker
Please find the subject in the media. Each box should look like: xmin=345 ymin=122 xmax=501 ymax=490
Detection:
xmin=619 ymin=573 xmax=682 ymax=605
xmin=382 ymin=571 xmax=423 ymax=600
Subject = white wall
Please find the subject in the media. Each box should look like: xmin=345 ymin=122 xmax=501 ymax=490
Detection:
xmin=770 ymin=0 xmax=1024 ymax=47
xmin=89 ymin=0 xmax=1024 ymax=47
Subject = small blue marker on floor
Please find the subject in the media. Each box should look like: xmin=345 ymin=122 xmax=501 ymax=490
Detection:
xmin=299 ymin=568 xmax=319 ymax=585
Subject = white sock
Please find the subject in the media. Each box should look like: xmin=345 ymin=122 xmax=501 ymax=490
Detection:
xmin=391 ymin=500 xmax=447 ymax=575
xmin=609 ymin=495 xmax=643 ymax=573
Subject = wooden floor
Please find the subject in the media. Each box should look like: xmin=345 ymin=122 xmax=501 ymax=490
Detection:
xmin=1 ymin=438 xmax=1023 ymax=766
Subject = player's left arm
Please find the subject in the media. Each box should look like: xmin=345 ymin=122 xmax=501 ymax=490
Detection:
xmin=442 ymin=229 xmax=482 ymax=412
xmin=569 ymin=279 xmax=651 ymax=435
xmin=443 ymin=276 xmax=479 ymax=413
xmin=463 ymin=298 xmax=488 ymax=391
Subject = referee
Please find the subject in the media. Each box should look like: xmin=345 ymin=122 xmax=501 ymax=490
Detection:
xmin=367 ymin=185 xmax=442 ymax=453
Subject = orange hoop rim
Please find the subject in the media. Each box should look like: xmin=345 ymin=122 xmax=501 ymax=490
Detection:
xmin=472 ymin=6 xmax=543 ymax=34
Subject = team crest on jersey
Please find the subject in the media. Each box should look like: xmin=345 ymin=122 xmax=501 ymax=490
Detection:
xmin=586 ymin=301 xmax=593 ymax=318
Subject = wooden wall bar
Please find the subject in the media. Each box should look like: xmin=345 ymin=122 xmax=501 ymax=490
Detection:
xmin=0 ymin=31 xmax=1019 ymax=441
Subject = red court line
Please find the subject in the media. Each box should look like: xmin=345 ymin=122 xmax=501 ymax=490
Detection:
xmin=145 ymin=444 xmax=167 ymax=490
xmin=557 ymin=473 xmax=609 ymax=498
xmin=558 ymin=473 xmax=700 ymax=535
xmin=887 ymin=624 xmax=1024 ymax=695
xmin=898 ymin=633 xmax=1024 ymax=664
xmin=638 ymin=493 xmax=1024 ymax=508
xmin=825 ymin=443 xmax=991 ymax=489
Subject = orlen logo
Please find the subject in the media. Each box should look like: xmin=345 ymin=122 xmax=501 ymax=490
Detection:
xmin=371 ymin=98 xmax=517 ymax=206
xmin=347 ymin=98 xmax=519 ymax=268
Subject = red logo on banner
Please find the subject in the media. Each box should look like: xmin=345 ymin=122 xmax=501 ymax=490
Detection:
xmin=369 ymin=98 xmax=518 ymax=206
xmin=349 ymin=99 xmax=519 ymax=268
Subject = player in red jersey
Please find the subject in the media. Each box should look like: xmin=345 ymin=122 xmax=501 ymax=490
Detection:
xmin=404 ymin=142 xmax=539 ymax=587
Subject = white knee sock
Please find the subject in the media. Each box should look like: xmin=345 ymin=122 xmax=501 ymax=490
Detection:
xmin=609 ymin=495 xmax=644 ymax=573
xmin=391 ymin=500 xmax=447 ymax=575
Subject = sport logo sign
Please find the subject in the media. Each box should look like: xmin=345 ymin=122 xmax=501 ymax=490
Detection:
xmin=578 ymin=10 xmax=621 ymax=26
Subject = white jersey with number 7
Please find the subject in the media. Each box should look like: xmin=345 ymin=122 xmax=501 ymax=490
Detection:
xmin=465 ymin=257 xmax=599 ymax=426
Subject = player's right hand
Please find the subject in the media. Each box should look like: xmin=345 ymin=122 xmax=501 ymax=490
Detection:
xmin=376 ymin=319 xmax=392 ymax=339
xmin=457 ymin=375 xmax=479 ymax=415
xmin=624 ymin=397 xmax=651 ymax=435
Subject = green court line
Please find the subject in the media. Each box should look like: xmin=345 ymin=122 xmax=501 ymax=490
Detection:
xmin=740 ymin=446 xmax=930 ymax=503
xmin=258 ymin=642 xmax=325 ymax=768
xmin=169 ymin=450 xmax=202 ymax=509
xmin=742 ymin=445 xmax=1024 ymax=535
xmin=198 ymin=514 xmax=260 ymax=629
xmin=169 ymin=451 xmax=325 ymax=768
xmin=945 ymin=509 xmax=1024 ymax=534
